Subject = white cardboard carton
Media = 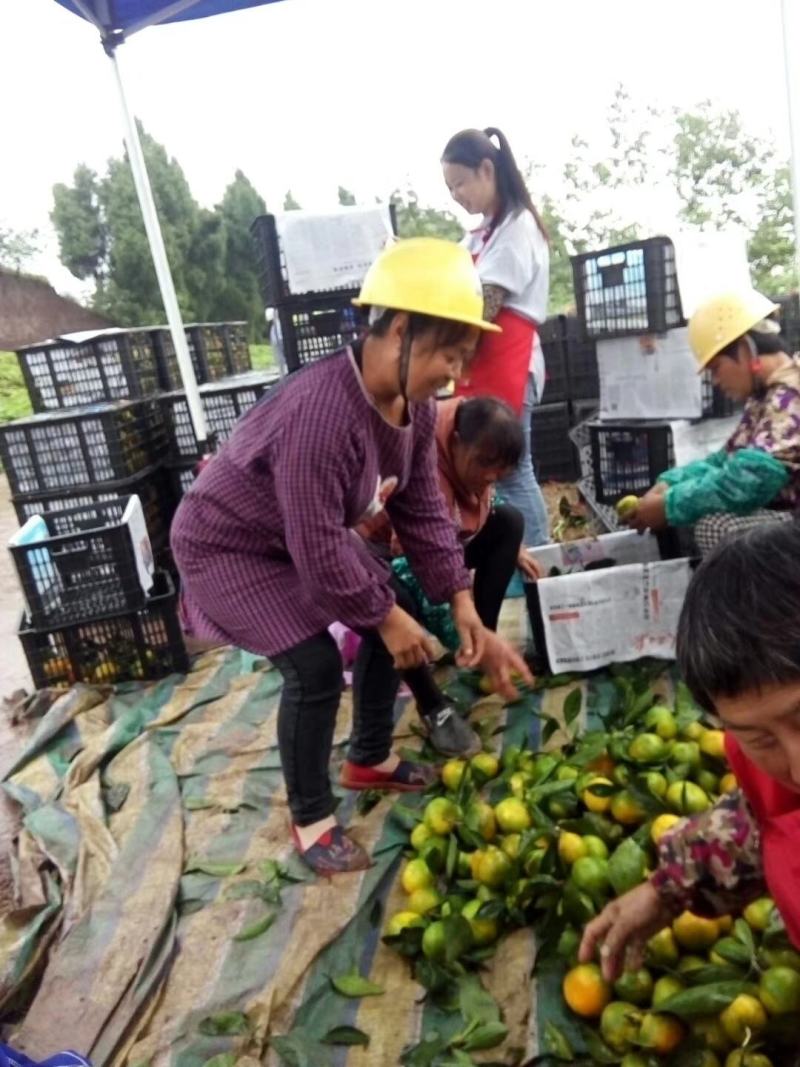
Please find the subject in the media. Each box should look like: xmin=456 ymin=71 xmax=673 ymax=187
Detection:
xmin=526 ymin=532 xmax=691 ymax=674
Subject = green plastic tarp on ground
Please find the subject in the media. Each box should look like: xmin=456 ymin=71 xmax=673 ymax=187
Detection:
xmin=0 ymin=645 xmax=677 ymax=1066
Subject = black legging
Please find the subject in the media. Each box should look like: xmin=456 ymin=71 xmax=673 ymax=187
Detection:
xmin=464 ymin=503 xmax=524 ymax=630
xmin=271 ymin=504 xmax=524 ymax=825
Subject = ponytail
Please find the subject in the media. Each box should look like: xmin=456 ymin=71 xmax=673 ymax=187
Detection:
xmin=442 ymin=127 xmax=549 ymax=240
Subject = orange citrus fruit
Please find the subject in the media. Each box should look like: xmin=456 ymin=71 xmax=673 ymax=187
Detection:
xmin=719 ymin=772 xmax=738 ymax=794
xmin=562 ymin=962 xmax=611 ymax=1018
xmin=558 ymin=831 xmax=588 ymax=865
xmin=651 ymin=813 xmax=682 ymax=844
xmin=384 ymin=910 xmax=425 ymax=937
xmin=699 ymin=729 xmax=726 ymax=760
xmin=610 ymin=789 xmax=647 ymax=826
xmin=639 ymin=1011 xmax=684 ymax=1054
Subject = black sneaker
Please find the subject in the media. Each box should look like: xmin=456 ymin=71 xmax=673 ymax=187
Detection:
xmin=422 ymin=705 xmax=481 ymax=758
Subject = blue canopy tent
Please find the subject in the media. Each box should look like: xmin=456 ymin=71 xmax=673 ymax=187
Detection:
xmin=53 ymin=0 xmax=284 ymax=447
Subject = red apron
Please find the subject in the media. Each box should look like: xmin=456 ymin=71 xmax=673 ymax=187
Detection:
xmin=455 ymin=306 xmax=535 ymax=416
xmin=725 ymin=733 xmax=800 ymax=948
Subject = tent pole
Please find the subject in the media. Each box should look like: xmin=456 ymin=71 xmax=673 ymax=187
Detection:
xmin=108 ymin=45 xmax=209 ymax=449
xmin=781 ymin=0 xmax=800 ymax=289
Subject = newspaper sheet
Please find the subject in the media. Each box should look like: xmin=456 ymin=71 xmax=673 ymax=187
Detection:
xmin=668 ymin=414 xmax=741 ymax=466
xmin=598 ymin=327 xmax=702 ymax=419
xmin=275 ymin=206 xmax=393 ymax=294
xmin=536 ymin=558 xmax=692 ymax=674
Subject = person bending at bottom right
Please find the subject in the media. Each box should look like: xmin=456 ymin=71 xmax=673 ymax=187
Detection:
xmin=580 ymin=519 xmax=800 ymax=980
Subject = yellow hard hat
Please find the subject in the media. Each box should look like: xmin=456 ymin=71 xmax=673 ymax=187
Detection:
xmin=688 ymin=289 xmax=780 ymax=370
xmin=354 ymin=237 xmax=501 ymax=332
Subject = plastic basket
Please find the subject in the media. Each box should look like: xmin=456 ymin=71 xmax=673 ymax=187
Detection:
xmin=10 ymin=497 xmax=155 ymax=629
xmin=0 ymin=400 xmax=166 ymax=496
xmin=17 ymin=329 xmax=161 ymax=412
xmin=531 ymin=402 xmax=578 ymax=482
xmin=564 ymin=316 xmax=600 ymax=399
xmin=572 ymin=237 xmax=685 ymax=341
xmin=778 ymin=293 xmax=800 ymax=355
xmin=12 ymin=466 xmax=177 ymax=554
xmin=161 ymin=371 xmax=277 ymax=460
xmin=588 ymin=421 xmax=674 ymax=504
xmin=251 ymin=210 xmax=397 ymax=307
xmin=167 ymin=462 xmax=198 ymax=500
xmin=570 ymin=398 xmax=600 ymax=428
xmin=539 ymin=317 xmax=568 ymax=403
xmin=700 ymin=371 xmax=742 ymax=419
xmin=276 ymin=296 xmax=365 ymax=372
xmin=19 ymin=570 xmax=188 ymax=689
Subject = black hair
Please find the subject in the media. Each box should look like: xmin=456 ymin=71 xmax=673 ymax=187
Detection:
xmin=442 ymin=127 xmax=548 ymax=240
xmin=454 ymin=395 xmax=524 ymax=469
xmin=367 ymin=308 xmax=476 ymax=349
xmin=677 ymin=520 xmax=800 ymax=711
xmin=719 ymin=327 xmax=789 ymax=360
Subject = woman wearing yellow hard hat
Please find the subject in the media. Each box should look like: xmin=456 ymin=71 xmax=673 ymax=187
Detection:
xmin=622 ymin=288 xmax=800 ymax=554
xmin=171 ymin=237 xmax=532 ymax=875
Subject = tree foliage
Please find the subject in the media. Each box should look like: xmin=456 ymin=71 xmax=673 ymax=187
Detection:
xmin=51 ymin=125 xmax=269 ymax=335
xmin=0 ymin=225 xmax=40 ymax=272
xmin=390 ymin=187 xmax=463 ymax=241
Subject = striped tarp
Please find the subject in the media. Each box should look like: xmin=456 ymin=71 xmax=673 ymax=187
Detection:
xmin=0 ymin=645 xmax=678 ymax=1066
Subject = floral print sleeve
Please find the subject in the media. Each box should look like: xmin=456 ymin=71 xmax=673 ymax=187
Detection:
xmin=649 ymin=790 xmax=765 ymax=917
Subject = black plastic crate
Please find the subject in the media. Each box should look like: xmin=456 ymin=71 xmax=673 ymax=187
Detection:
xmin=161 ymin=371 xmax=277 ymax=460
xmin=19 ymin=570 xmax=188 ymax=690
xmin=222 ymin=322 xmax=251 ymax=375
xmin=564 ymin=315 xmax=600 ymax=399
xmin=10 ymin=497 xmax=155 ymax=629
xmin=17 ymin=329 xmax=161 ymax=412
xmin=778 ymin=293 xmax=800 ymax=355
xmin=588 ymin=421 xmax=674 ymax=504
xmin=251 ymin=210 xmax=397 ymax=307
xmin=12 ymin=466 xmax=177 ymax=554
xmin=531 ymin=401 xmax=577 ymax=482
xmin=149 ymin=328 xmax=203 ymax=392
xmin=0 ymin=400 xmax=165 ymax=496
xmin=572 ymin=237 xmax=685 ymax=341
xmin=277 ymin=296 xmax=365 ymax=372
xmin=570 ymin=398 xmax=600 ymax=427
xmin=168 ymin=462 xmax=198 ymax=500
xmin=539 ymin=316 xmax=568 ymax=403
xmin=700 ymin=371 xmax=742 ymax=419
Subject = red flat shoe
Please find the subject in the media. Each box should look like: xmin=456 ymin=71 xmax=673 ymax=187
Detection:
xmin=340 ymin=759 xmax=437 ymax=793
xmin=291 ymin=824 xmax=372 ymax=876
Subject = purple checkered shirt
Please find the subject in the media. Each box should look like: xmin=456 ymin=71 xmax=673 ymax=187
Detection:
xmin=170 ymin=349 xmax=471 ymax=656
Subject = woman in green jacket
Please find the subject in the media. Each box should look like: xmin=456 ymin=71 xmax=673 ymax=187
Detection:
xmin=623 ymin=289 xmax=800 ymax=555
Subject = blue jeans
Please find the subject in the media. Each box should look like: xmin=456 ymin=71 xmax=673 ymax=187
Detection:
xmin=498 ymin=372 xmax=550 ymax=547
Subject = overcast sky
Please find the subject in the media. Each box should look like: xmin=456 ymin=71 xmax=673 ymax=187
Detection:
xmin=2 ymin=0 xmax=797 ymax=300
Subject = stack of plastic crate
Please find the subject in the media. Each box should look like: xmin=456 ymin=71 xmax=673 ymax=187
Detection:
xmin=10 ymin=497 xmax=188 ymax=689
xmin=536 ymin=315 xmax=600 ymax=482
xmin=250 ymin=210 xmax=397 ymax=374
xmin=570 ymin=236 xmax=704 ymax=522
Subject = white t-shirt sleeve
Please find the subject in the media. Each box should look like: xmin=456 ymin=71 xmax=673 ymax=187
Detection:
xmin=474 ymin=211 xmax=549 ymax=324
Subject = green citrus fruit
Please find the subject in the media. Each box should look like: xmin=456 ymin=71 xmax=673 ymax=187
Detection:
xmin=616 ymin=495 xmax=640 ymax=521
xmin=470 ymin=751 xmax=500 ymax=782
xmin=744 ymin=897 xmax=776 ymax=932
xmin=719 ymin=993 xmax=767 ymax=1044
xmin=401 ymin=857 xmax=434 ymax=894
xmin=638 ymin=1011 xmax=683 ymax=1054
xmin=571 ymin=856 xmax=610 ymax=899
xmin=652 ymin=974 xmax=685 ymax=1008
xmin=422 ymin=920 xmax=448 ymax=961
xmin=441 ymin=759 xmax=467 ymax=791
xmin=471 ymin=846 xmax=512 ymax=889
xmin=613 ymin=967 xmax=654 ymax=1007
xmin=407 ymin=886 xmax=442 ymax=915
xmin=410 ymin=822 xmax=433 ymax=852
xmin=645 ymin=927 xmax=680 ymax=968
xmin=665 ymin=780 xmax=711 ymax=814
xmin=494 ymin=796 xmax=532 ymax=833
xmin=670 ymin=740 xmax=701 ymax=768
xmin=610 ymin=789 xmax=647 ymax=826
xmin=384 ymin=910 xmax=425 ymax=937
xmin=462 ymin=898 xmax=499 ymax=946
xmin=758 ymin=965 xmax=800 ymax=1014
xmin=645 ymin=706 xmax=678 ymax=741
xmin=628 ymin=733 xmax=668 ymax=764
xmin=600 ymin=1000 xmax=643 ymax=1053
xmin=465 ymin=799 xmax=497 ymax=842
xmin=423 ymin=796 xmax=460 ymax=835
xmin=582 ymin=835 xmax=610 ymax=860
xmin=645 ymin=771 xmax=668 ymax=798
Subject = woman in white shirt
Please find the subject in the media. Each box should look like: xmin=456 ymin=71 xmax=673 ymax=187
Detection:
xmin=442 ymin=127 xmax=551 ymax=546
